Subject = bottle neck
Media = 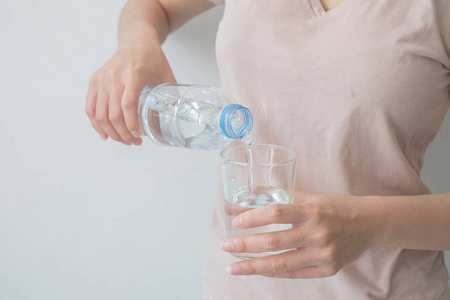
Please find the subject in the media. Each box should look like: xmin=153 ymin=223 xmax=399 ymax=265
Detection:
xmin=220 ymin=104 xmax=253 ymax=139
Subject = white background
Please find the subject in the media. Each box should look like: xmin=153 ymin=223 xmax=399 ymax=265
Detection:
xmin=0 ymin=1 xmax=449 ymax=299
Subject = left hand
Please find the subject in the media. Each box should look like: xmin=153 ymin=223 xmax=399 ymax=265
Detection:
xmin=222 ymin=190 xmax=378 ymax=279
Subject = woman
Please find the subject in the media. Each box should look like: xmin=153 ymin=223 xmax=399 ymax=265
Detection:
xmin=85 ymin=0 xmax=450 ymax=299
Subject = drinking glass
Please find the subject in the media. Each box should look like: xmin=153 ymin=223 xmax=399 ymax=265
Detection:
xmin=220 ymin=144 xmax=298 ymax=259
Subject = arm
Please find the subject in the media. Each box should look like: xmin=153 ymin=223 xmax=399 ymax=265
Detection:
xmin=118 ymin=0 xmax=216 ymax=45
xmin=86 ymin=0 xmax=216 ymax=145
xmin=369 ymin=192 xmax=450 ymax=250
xmin=220 ymin=190 xmax=450 ymax=278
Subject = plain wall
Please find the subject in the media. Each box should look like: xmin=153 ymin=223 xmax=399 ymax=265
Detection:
xmin=0 ymin=0 xmax=448 ymax=299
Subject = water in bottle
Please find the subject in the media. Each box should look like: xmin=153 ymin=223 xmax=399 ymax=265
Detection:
xmin=139 ymin=84 xmax=253 ymax=151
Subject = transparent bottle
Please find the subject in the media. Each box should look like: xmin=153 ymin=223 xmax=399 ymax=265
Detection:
xmin=139 ymin=83 xmax=253 ymax=150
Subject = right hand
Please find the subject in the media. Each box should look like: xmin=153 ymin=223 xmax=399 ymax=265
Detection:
xmin=85 ymin=42 xmax=176 ymax=145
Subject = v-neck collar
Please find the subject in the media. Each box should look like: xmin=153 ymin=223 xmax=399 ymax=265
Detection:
xmin=308 ymin=0 xmax=329 ymax=17
xmin=307 ymin=0 xmax=358 ymax=17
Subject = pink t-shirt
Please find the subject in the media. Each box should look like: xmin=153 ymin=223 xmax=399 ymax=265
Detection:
xmin=202 ymin=0 xmax=450 ymax=299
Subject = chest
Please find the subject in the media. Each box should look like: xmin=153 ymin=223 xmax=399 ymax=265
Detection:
xmin=216 ymin=0 xmax=450 ymax=142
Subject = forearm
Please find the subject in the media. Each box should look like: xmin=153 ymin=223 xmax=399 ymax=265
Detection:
xmin=367 ymin=192 xmax=450 ymax=250
xmin=118 ymin=0 xmax=170 ymax=48
xmin=118 ymin=0 xmax=215 ymax=47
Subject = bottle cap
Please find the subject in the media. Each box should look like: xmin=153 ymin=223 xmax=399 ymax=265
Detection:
xmin=220 ymin=104 xmax=253 ymax=139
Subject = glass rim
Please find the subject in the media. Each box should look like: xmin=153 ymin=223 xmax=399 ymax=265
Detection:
xmin=220 ymin=143 xmax=298 ymax=167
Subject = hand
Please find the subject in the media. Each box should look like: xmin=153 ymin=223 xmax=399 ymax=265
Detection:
xmin=85 ymin=39 xmax=176 ymax=145
xmin=222 ymin=190 xmax=377 ymax=279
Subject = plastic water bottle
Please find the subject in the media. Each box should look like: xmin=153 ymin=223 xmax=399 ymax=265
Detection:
xmin=139 ymin=83 xmax=253 ymax=150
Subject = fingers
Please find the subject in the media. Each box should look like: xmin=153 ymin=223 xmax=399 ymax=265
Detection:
xmin=121 ymin=81 xmax=144 ymax=138
xmin=88 ymin=74 xmax=142 ymax=145
xmin=233 ymin=204 xmax=309 ymax=228
xmin=95 ymin=88 xmax=126 ymax=144
xmin=222 ymin=227 xmax=306 ymax=253
xmin=109 ymin=84 xmax=142 ymax=145
xmin=85 ymin=41 xmax=180 ymax=145
xmin=85 ymin=84 xmax=108 ymax=140
xmin=226 ymin=248 xmax=321 ymax=276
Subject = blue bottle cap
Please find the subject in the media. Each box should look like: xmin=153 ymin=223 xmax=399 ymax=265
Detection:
xmin=220 ymin=104 xmax=253 ymax=139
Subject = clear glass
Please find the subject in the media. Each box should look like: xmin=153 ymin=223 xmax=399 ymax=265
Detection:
xmin=220 ymin=144 xmax=298 ymax=259
xmin=139 ymin=83 xmax=252 ymax=150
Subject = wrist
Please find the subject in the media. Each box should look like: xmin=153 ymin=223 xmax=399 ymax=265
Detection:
xmin=118 ymin=24 xmax=162 ymax=50
xmin=360 ymin=195 xmax=391 ymax=249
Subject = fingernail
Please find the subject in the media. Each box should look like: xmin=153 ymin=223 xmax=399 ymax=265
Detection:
xmin=222 ymin=241 xmax=234 ymax=252
xmin=233 ymin=216 xmax=242 ymax=227
xmin=131 ymin=131 xmax=141 ymax=138
xmin=134 ymin=138 xmax=143 ymax=146
xmin=226 ymin=265 xmax=243 ymax=275
xmin=100 ymin=134 xmax=107 ymax=140
xmin=122 ymin=141 xmax=132 ymax=146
